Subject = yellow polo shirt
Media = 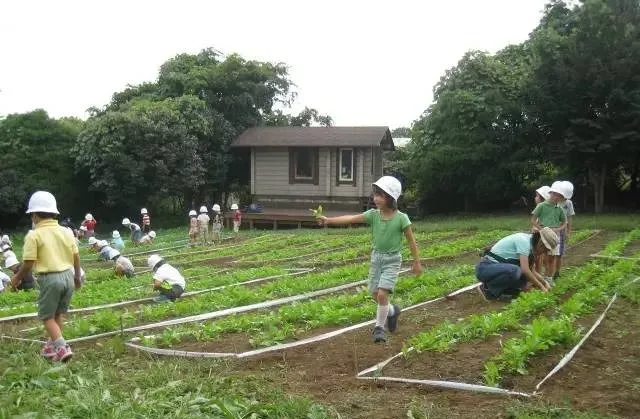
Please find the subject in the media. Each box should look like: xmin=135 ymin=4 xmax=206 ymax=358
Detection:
xmin=22 ymin=219 xmax=78 ymax=274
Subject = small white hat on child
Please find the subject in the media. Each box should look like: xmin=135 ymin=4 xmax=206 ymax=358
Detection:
xmin=561 ymin=181 xmax=574 ymax=200
xmin=141 ymin=208 xmax=148 ymax=215
xmin=122 ymin=218 xmax=131 ymax=225
xmin=112 ymin=230 xmax=121 ymax=238
xmin=199 ymin=206 xmax=208 ymax=213
xmin=231 ymin=204 xmax=239 ymax=210
xmin=212 ymin=204 xmax=221 ymax=212
xmin=372 ymin=176 xmax=402 ymax=201
xmin=148 ymin=254 xmax=163 ymax=270
xmin=85 ymin=213 xmax=93 ymax=221
xmin=4 ymin=255 xmax=19 ymax=269
xmin=149 ymin=231 xmax=156 ymax=238
xmin=549 ymin=181 xmax=571 ymax=199
xmin=26 ymin=191 xmax=59 ymax=215
xmin=536 ymin=186 xmax=551 ymax=200
xmin=189 ymin=210 xmax=197 ymax=216
xmin=88 ymin=237 xmax=98 ymax=246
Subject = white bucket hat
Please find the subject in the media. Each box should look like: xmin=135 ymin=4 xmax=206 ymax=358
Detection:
xmin=122 ymin=218 xmax=131 ymax=226
xmin=212 ymin=204 xmax=221 ymax=212
xmin=561 ymin=181 xmax=574 ymax=200
xmin=199 ymin=206 xmax=208 ymax=213
xmin=231 ymin=204 xmax=239 ymax=210
xmin=112 ymin=230 xmax=121 ymax=238
xmin=536 ymin=186 xmax=551 ymax=201
xmin=549 ymin=181 xmax=571 ymax=199
xmin=148 ymin=254 xmax=163 ymax=270
xmin=372 ymin=176 xmax=402 ymax=201
xmin=189 ymin=210 xmax=197 ymax=216
xmin=26 ymin=191 xmax=59 ymax=214
xmin=4 ymin=255 xmax=19 ymax=269
xmin=141 ymin=208 xmax=148 ymax=215
xmin=149 ymin=231 xmax=156 ymax=238
xmin=85 ymin=213 xmax=93 ymax=221
xmin=87 ymin=237 xmax=98 ymax=246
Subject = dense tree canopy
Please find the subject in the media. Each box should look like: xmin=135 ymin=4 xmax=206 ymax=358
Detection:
xmin=407 ymin=0 xmax=640 ymax=213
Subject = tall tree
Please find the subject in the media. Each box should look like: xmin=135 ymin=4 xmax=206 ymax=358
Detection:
xmin=528 ymin=0 xmax=640 ymax=212
xmin=0 ymin=110 xmax=84 ymax=225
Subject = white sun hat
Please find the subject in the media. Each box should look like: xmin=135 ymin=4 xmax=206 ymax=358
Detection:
xmin=372 ymin=176 xmax=402 ymax=201
xmin=231 ymin=204 xmax=239 ymax=210
xmin=26 ymin=191 xmax=59 ymax=214
xmin=536 ymin=186 xmax=551 ymax=200
xmin=148 ymin=254 xmax=163 ymax=270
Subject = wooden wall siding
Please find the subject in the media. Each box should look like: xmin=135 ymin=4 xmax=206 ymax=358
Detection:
xmin=253 ymin=147 xmax=381 ymax=199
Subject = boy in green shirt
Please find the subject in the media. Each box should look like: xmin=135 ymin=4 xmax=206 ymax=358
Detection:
xmin=530 ymin=184 xmax=567 ymax=279
xmin=318 ymin=176 xmax=422 ymax=343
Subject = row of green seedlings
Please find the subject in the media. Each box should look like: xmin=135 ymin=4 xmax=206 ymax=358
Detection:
xmin=38 ymin=263 xmax=375 ymax=340
xmin=398 ymin=257 xmax=638 ymax=387
xmin=167 ymin=229 xmax=444 ymax=266
xmin=0 ymin=229 xmax=597 ymax=315
xmin=400 ymin=230 xmax=630 ymax=355
xmin=0 ymin=233 xmax=341 ymax=308
xmin=598 ymin=228 xmax=640 ymax=257
xmin=483 ymin=255 xmax=640 ymax=386
xmin=125 ymin=233 xmax=308 ymax=264
xmin=138 ymin=265 xmax=477 ymax=349
xmin=0 ymin=266 xmax=287 ymax=318
xmin=234 ymin=230 xmax=465 ymax=263
xmin=0 ymin=230 xmax=469 ymax=316
xmin=296 ymin=229 xmax=596 ymax=265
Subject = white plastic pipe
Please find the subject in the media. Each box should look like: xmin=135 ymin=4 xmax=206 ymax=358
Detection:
xmin=357 ymin=376 xmax=532 ymax=398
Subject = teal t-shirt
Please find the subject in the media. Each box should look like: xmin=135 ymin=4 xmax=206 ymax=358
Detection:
xmin=362 ymin=209 xmax=411 ymax=253
xmin=532 ymin=201 xmax=566 ymax=228
xmin=489 ymin=233 xmax=532 ymax=261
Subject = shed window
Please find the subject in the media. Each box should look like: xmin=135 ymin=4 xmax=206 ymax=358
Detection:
xmin=289 ymin=148 xmax=319 ymax=184
xmin=339 ymin=148 xmax=354 ymax=181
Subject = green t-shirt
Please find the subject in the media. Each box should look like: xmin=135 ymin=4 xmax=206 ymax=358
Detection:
xmin=532 ymin=201 xmax=566 ymax=228
xmin=362 ymin=209 xmax=411 ymax=253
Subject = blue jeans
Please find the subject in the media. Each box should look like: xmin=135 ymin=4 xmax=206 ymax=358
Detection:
xmin=475 ymin=258 xmax=525 ymax=299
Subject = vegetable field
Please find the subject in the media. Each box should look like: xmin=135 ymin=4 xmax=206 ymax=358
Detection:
xmin=1 ymin=218 xmax=639 ymax=419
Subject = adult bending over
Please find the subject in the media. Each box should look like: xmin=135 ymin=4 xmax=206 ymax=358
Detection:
xmin=476 ymin=227 xmax=558 ymax=301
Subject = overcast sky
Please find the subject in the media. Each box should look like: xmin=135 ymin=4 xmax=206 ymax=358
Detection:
xmin=0 ymin=0 xmax=550 ymax=128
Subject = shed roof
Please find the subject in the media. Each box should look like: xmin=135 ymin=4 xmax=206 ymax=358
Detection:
xmin=231 ymin=126 xmax=394 ymax=149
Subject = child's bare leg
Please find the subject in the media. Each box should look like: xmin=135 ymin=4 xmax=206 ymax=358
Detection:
xmin=43 ymin=318 xmax=63 ymax=341
xmin=555 ymin=256 xmax=563 ymax=276
xmin=545 ymin=255 xmax=556 ymax=277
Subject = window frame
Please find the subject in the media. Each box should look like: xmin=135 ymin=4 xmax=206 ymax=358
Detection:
xmin=335 ymin=147 xmax=357 ymax=186
xmin=288 ymin=147 xmax=319 ymax=185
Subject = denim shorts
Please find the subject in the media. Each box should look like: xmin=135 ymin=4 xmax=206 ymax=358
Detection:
xmin=368 ymin=250 xmax=402 ymax=294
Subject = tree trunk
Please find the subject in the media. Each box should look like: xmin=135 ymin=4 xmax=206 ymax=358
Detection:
xmin=589 ymin=163 xmax=607 ymax=214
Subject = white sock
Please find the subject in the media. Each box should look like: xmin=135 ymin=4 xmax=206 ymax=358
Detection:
xmin=375 ymin=304 xmax=390 ymax=327
xmin=387 ymin=303 xmax=395 ymax=317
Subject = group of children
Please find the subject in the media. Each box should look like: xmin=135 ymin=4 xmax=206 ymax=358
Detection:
xmin=189 ymin=203 xmax=242 ymax=246
xmin=3 ymin=191 xmax=188 ymax=362
xmin=531 ymin=180 xmax=575 ymax=281
xmin=475 ymin=180 xmax=576 ymax=301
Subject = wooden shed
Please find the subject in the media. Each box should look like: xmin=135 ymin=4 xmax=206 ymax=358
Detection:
xmin=230 ymin=126 xmax=395 ymax=214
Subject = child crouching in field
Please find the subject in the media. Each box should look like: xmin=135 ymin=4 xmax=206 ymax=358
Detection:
xmin=147 ymin=254 xmax=185 ymax=302
xmin=318 ymin=176 xmax=422 ymax=343
xmin=10 ymin=191 xmax=82 ymax=362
